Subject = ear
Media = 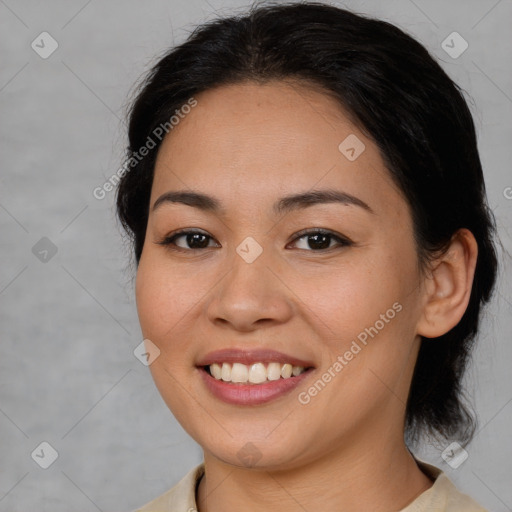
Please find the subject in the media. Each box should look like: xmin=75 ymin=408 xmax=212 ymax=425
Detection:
xmin=417 ymin=228 xmax=478 ymax=338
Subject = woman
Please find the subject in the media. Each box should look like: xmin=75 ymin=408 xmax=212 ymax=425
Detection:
xmin=116 ymin=3 xmax=498 ymax=511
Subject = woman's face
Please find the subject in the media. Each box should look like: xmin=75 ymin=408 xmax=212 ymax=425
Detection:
xmin=136 ymin=80 xmax=427 ymax=469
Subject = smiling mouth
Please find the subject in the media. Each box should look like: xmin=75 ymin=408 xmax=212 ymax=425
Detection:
xmin=204 ymin=362 xmax=313 ymax=385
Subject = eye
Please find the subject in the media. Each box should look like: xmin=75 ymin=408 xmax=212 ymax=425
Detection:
xmin=156 ymin=229 xmax=219 ymax=251
xmin=288 ymin=228 xmax=352 ymax=251
xmin=156 ymin=228 xmax=352 ymax=252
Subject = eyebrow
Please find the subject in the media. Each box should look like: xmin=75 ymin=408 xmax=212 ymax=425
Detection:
xmin=152 ymin=188 xmax=375 ymax=215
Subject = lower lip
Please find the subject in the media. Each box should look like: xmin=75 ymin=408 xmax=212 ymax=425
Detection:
xmin=198 ymin=367 xmax=313 ymax=405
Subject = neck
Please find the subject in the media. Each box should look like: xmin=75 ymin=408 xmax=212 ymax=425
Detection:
xmin=196 ymin=434 xmax=433 ymax=512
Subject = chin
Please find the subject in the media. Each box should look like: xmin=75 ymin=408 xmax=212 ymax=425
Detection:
xmin=199 ymin=432 xmax=311 ymax=471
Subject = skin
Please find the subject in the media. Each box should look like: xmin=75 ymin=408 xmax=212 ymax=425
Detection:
xmin=135 ymin=80 xmax=478 ymax=512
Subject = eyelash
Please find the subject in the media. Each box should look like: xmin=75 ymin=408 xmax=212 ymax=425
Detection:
xmin=156 ymin=228 xmax=353 ymax=253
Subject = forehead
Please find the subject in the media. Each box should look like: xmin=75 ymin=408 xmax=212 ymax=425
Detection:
xmin=151 ymin=80 xmax=405 ymax=219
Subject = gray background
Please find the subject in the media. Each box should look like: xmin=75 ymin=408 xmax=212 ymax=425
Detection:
xmin=0 ymin=0 xmax=511 ymax=510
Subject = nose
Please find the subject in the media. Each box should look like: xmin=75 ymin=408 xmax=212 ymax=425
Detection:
xmin=205 ymin=246 xmax=294 ymax=332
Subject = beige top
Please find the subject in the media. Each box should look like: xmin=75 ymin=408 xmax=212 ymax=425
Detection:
xmin=135 ymin=459 xmax=488 ymax=512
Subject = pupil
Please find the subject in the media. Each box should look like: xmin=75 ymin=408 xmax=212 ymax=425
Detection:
xmin=309 ymin=234 xmax=330 ymax=250
xmin=188 ymin=233 xmax=208 ymax=248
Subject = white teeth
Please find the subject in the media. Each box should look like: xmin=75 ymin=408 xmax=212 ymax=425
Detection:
xmin=231 ymin=362 xmax=248 ymax=383
xmin=207 ymin=362 xmax=307 ymax=384
xmin=281 ymin=363 xmax=293 ymax=378
xmin=292 ymin=365 xmax=304 ymax=376
xmin=267 ymin=362 xmax=281 ymax=381
xmin=210 ymin=363 xmax=222 ymax=379
xmin=249 ymin=363 xmax=267 ymax=384
xmin=221 ymin=362 xmax=231 ymax=381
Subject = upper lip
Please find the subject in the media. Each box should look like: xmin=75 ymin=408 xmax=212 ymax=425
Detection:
xmin=196 ymin=349 xmax=315 ymax=368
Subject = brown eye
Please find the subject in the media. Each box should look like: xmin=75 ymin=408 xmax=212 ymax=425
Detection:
xmin=289 ymin=229 xmax=352 ymax=251
xmin=157 ymin=229 xmax=220 ymax=251
xmin=157 ymin=228 xmax=352 ymax=252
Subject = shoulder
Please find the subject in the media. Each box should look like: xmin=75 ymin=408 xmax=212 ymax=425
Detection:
xmin=400 ymin=459 xmax=489 ymax=512
xmin=134 ymin=463 xmax=205 ymax=512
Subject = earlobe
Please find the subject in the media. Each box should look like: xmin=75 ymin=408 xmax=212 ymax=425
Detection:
xmin=417 ymin=229 xmax=478 ymax=339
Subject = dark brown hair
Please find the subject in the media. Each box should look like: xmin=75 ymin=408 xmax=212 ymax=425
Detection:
xmin=116 ymin=1 xmax=498 ymax=446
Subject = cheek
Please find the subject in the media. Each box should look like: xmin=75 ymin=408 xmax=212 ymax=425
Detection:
xmin=298 ymin=253 xmax=419 ymax=388
xmin=135 ymin=256 xmax=186 ymax=340
xmin=135 ymin=262 xmax=163 ymax=338
xmin=292 ymin=256 xmax=403 ymax=343
xmin=135 ymin=252 xmax=216 ymax=348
